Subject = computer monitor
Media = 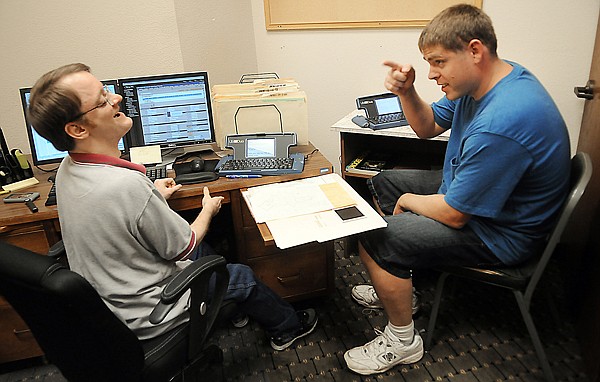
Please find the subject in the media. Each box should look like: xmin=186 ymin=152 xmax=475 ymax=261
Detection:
xmin=20 ymin=80 xmax=126 ymax=166
xmin=118 ymin=71 xmax=216 ymax=155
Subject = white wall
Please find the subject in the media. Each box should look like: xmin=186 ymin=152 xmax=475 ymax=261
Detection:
xmin=0 ymin=0 xmax=255 ymax=155
xmin=251 ymin=0 xmax=600 ymax=172
xmin=174 ymin=1 xmax=258 ymax=85
xmin=0 ymin=1 xmax=184 ymax=152
xmin=0 ymin=1 xmax=598 ymax=172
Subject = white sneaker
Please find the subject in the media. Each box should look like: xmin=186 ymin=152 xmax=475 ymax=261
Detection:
xmin=344 ymin=328 xmax=424 ymax=375
xmin=351 ymin=285 xmax=419 ymax=315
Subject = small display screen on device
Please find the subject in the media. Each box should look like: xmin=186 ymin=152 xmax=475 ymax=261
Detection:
xmin=246 ymin=138 xmax=276 ymax=158
xmin=374 ymin=97 xmax=401 ymax=115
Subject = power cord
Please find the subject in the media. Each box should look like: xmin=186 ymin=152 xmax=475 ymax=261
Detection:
xmin=304 ymin=148 xmax=319 ymax=161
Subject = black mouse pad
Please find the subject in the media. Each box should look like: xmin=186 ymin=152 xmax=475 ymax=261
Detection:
xmin=173 ymin=159 xmax=219 ymax=176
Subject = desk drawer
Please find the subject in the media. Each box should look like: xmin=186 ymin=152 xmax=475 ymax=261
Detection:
xmin=0 ymin=302 xmax=43 ymax=363
xmin=168 ymin=191 xmax=230 ymax=211
xmin=248 ymin=245 xmax=328 ymax=301
xmin=0 ymin=222 xmax=51 ymax=254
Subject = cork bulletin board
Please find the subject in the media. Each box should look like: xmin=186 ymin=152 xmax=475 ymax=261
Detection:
xmin=264 ymin=0 xmax=483 ymax=30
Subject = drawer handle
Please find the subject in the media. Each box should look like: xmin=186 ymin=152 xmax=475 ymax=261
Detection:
xmin=0 ymin=225 xmax=14 ymax=234
xmin=13 ymin=328 xmax=32 ymax=336
xmin=277 ymin=274 xmax=301 ymax=284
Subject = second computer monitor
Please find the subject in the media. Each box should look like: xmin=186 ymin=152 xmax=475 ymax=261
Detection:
xmin=119 ymin=71 xmax=216 ymax=152
xmin=21 ymin=80 xmax=125 ymax=166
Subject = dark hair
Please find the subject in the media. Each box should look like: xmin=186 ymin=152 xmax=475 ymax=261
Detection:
xmin=418 ymin=4 xmax=498 ymax=56
xmin=27 ymin=63 xmax=91 ymax=152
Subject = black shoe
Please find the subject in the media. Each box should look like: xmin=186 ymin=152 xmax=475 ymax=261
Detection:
xmin=269 ymin=308 xmax=318 ymax=351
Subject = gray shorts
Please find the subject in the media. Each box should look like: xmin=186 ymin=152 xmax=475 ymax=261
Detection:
xmin=359 ymin=169 xmax=500 ymax=279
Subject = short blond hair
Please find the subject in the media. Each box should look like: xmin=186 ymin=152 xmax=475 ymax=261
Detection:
xmin=418 ymin=4 xmax=497 ymax=56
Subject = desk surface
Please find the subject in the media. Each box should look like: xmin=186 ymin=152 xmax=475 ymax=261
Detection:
xmin=0 ymin=144 xmax=332 ymax=228
xmin=331 ymin=110 xmax=450 ymax=142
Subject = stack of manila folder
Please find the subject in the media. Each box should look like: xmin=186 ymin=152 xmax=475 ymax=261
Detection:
xmin=211 ymin=78 xmax=308 ymax=149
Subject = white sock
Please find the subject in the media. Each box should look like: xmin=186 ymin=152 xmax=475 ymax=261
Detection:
xmin=385 ymin=321 xmax=414 ymax=345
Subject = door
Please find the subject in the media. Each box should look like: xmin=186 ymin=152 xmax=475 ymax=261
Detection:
xmin=572 ymin=11 xmax=600 ymax=382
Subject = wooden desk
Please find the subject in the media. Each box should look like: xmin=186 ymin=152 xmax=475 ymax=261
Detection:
xmin=0 ymin=144 xmax=334 ymax=363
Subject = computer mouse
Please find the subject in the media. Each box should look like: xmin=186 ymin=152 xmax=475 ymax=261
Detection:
xmin=190 ymin=158 xmax=205 ymax=172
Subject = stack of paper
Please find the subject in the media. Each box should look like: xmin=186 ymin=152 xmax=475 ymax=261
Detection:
xmin=242 ymin=173 xmax=387 ymax=249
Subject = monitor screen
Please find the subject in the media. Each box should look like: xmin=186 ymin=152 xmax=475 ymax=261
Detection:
xmin=119 ymin=71 xmax=216 ymax=151
xmin=246 ymin=138 xmax=276 ymax=158
xmin=20 ymin=80 xmax=126 ymax=166
xmin=374 ymin=96 xmax=401 ymax=115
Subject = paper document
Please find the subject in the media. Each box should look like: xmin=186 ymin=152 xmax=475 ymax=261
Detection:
xmin=319 ymin=182 xmax=356 ymax=208
xmin=242 ymin=173 xmax=387 ymax=249
xmin=242 ymin=176 xmax=355 ymax=223
xmin=129 ymin=145 xmax=162 ymax=165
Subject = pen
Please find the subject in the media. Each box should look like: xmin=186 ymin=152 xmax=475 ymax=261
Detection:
xmin=226 ymin=175 xmax=263 ymax=179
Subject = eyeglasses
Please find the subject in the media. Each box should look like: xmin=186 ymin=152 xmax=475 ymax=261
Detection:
xmin=72 ymin=85 xmax=115 ymax=121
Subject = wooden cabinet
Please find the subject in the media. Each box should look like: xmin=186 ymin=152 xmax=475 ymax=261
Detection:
xmin=0 ymin=221 xmax=55 ymax=254
xmin=0 ymin=296 xmax=43 ymax=363
xmin=231 ymin=191 xmax=334 ymax=301
xmin=337 ymin=126 xmax=448 ymax=198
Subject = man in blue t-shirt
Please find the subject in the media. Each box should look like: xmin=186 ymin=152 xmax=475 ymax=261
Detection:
xmin=344 ymin=4 xmax=570 ymax=376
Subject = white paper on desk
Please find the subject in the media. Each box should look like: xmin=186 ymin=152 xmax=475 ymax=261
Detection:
xmin=266 ymin=213 xmax=327 ymax=249
xmin=263 ymin=174 xmax=388 ymax=249
xmin=266 ymin=203 xmax=387 ymax=249
xmin=129 ymin=145 xmax=162 ymax=164
xmin=243 ymin=181 xmax=334 ymax=223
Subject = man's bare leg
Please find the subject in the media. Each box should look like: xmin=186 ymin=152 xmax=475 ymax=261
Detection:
xmin=344 ymin=242 xmax=423 ymax=375
xmin=358 ymin=242 xmax=413 ymax=326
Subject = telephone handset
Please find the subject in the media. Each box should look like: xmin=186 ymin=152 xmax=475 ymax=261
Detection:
xmin=353 ymin=93 xmax=409 ymax=130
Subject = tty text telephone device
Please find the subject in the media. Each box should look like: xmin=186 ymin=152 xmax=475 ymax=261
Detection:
xmin=352 ymin=93 xmax=409 ymax=130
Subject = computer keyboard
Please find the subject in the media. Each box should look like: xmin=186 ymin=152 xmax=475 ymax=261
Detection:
xmin=367 ymin=112 xmax=409 ymax=130
xmin=216 ymin=153 xmax=305 ymax=176
xmin=146 ymin=165 xmax=167 ymax=181
xmin=45 ymin=183 xmax=57 ymax=206
xmin=219 ymin=157 xmax=294 ymax=171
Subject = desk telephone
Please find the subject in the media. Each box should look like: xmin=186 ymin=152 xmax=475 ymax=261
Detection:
xmin=352 ymin=93 xmax=409 ymax=130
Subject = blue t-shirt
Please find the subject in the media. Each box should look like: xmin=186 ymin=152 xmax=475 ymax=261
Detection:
xmin=432 ymin=61 xmax=570 ymax=265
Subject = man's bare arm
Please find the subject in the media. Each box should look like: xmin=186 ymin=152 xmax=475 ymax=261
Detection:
xmin=395 ymin=193 xmax=471 ymax=229
xmin=383 ymin=61 xmax=447 ymax=139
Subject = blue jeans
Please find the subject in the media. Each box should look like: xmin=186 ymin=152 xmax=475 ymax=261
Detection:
xmin=359 ymin=169 xmax=501 ymax=279
xmin=192 ymin=243 xmax=299 ymax=337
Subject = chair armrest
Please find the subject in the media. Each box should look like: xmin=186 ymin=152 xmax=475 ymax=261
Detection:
xmin=47 ymin=240 xmax=66 ymax=260
xmin=149 ymin=255 xmax=227 ymax=325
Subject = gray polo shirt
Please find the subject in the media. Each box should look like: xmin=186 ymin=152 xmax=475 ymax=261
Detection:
xmin=56 ymin=153 xmax=196 ymax=339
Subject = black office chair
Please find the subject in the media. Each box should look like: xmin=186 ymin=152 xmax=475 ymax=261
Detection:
xmin=424 ymin=151 xmax=593 ymax=382
xmin=0 ymin=241 xmax=229 ymax=382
